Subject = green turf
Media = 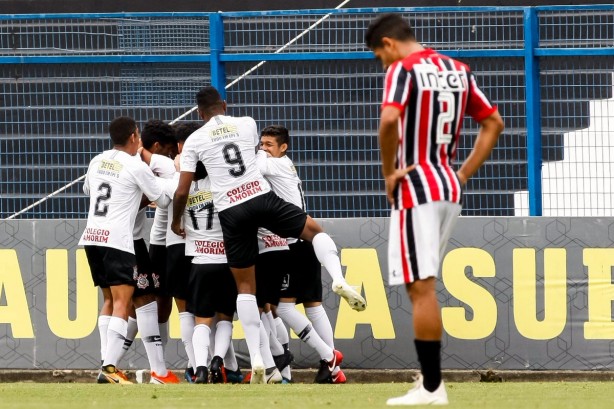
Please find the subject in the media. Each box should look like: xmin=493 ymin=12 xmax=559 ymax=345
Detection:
xmin=0 ymin=382 xmax=613 ymax=409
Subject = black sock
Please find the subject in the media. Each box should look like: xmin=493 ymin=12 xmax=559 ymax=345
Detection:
xmin=414 ymin=339 xmax=442 ymax=392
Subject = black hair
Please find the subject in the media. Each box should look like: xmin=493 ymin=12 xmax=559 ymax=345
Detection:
xmin=196 ymin=86 xmax=224 ymax=116
xmin=109 ymin=116 xmax=137 ymax=146
xmin=365 ymin=13 xmax=416 ymax=49
xmin=141 ymin=119 xmax=176 ymax=150
xmin=260 ymin=124 xmax=290 ymax=149
xmin=172 ymin=122 xmax=202 ymax=143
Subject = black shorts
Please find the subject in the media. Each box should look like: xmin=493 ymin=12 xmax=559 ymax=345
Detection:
xmin=133 ymin=238 xmax=158 ymax=297
xmin=218 ymin=191 xmax=307 ymax=268
xmin=166 ymin=243 xmax=193 ymax=300
xmin=281 ymin=240 xmax=323 ymax=304
xmin=84 ymin=245 xmax=136 ymax=288
xmin=188 ymin=263 xmax=238 ymax=318
xmin=149 ymin=243 xmax=168 ymax=295
xmin=255 ymin=249 xmax=291 ymax=308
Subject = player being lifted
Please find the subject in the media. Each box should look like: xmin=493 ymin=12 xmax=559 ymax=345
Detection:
xmin=171 ymin=87 xmax=366 ymax=383
xmin=366 ymin=14 xmax=503 ymax=405
xmin=79 ymin=116 xmax=172 ymax=384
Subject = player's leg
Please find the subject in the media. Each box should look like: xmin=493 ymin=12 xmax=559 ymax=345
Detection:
xmin=150 ymin=243 xmax=171 ymax=347
xmin=214 ymin=267 xmax=242 ymax=383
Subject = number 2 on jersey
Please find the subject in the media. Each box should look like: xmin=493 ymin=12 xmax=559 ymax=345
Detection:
xmin=436 ymin=91 xmax=455 ymax=144
xmin=94 ymin=182 xmax=111 ymax=216
xmin=222 ymin=143 xmax=246 ymax=177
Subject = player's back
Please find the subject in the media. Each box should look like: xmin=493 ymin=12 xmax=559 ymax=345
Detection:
xmin=256 ymin=151 xmax=305 ymax=210
xmin=181 ymin=115 xmax=270 ymax=212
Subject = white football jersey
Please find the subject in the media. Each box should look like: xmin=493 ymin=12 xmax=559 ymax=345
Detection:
xmin=149 ymin=154 xmax=177 ymax=245
xmin=183 ymin=177 xmax=227 ymax=264
xmin=257 ymin=228 xmax=289 ymax=254
xmin=180 ymin=115 xmax=271 ymax=211
xmin=133 ymin=208 xmax=147 ymax=240
xmin=163 ymin=174 xmax=185 ymax=247
xmin=79 ymin=149 xmax=166 ymax=254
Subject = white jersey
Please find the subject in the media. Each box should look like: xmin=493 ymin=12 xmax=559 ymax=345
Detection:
xmin=149 ymin=154 xmax=177 ymax=246
xmin=163 ymin=174 xmax=185 ymax=247
xmin=256 ymin=150 xmax=306 ymax=244
xmin=79 ymin=149 xmax=167 ymax=254
xmin=133 ymin=208 xmax=147 ymax=240
xmin=180 ymin=115 xmax=271 ymax=211
xmin=257 ymin=228 xmax=289 ymax=254
xmin=183 ymin=177 xmax=227 ymax=264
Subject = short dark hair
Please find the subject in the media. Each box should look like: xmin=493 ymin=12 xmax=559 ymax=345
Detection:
xmin=260 ymin=125 xmax=290 ymax=149
xmin=365 ymin=13 xmax=415 ymax=49
xmin=109 ymin=116 xmax=137 ymax=146
xmin=196 ymin=86 xmax=224 ymax=115
xmin=172 ymin=122 xmax=202 ymax=143
xmin=141 ymin=119 xmax=176 ymax=150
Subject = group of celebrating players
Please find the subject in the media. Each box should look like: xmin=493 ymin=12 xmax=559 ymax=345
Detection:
xmin=79 ymin=86 xmax=367 ymax=385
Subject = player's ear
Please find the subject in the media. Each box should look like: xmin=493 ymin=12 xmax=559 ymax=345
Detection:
xmin=280 ymin=143 xmax=288 ymax=154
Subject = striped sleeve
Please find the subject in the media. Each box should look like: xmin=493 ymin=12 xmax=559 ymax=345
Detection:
xmin=465 ymin=71 xmax=497 ymax=122
xmin=381 ymin=61 xmax=411 ymax=111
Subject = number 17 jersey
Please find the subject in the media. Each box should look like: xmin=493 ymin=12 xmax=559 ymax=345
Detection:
xmin=180 ymin=115 xmax=271 ymax=212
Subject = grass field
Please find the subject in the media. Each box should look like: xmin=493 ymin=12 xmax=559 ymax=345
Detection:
xmin=0 ymin=382 xmax=613 ymax=409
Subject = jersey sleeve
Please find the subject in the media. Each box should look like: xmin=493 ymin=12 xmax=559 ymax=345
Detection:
xmin=381 ymin=60 xmax=411 ymax=111
xmin=132 ymin=160 xmax=166 ymax=204
xmin=465 ymin=71 xmax=497 ymax=122
xmin=149 ymin=154 xmax=177 ymax=178
xmin=180 ymin=138 xmax=198 ymax=173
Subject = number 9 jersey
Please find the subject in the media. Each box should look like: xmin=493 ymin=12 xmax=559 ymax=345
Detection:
xmin=179 ymin=115 xmax=271 ymax=212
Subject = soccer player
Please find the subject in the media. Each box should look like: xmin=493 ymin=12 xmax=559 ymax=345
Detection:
xmin=256 ymin=125 xmax=347 ymax=384
xmin=79 ymin=116 xmax=172 ymax=384
xmin=171 ymin=87 xmax=365 ymax=384
xmin=365 ymin=14 xmax=504 ymax=405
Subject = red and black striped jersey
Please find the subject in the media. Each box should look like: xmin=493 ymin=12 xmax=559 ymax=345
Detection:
xmin=381 ymin=48 xmax=497 ymax=209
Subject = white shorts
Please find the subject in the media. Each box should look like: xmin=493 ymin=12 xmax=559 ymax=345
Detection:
xmin=388 ymin=201 xmax=461 ymax=286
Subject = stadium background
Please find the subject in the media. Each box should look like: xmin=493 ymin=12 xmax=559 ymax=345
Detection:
xmin=1 ymin=3 xmax=614 ymax=372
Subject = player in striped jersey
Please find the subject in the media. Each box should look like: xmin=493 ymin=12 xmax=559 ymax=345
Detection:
xmin=366 ymin=13 xmax=504 ymax=406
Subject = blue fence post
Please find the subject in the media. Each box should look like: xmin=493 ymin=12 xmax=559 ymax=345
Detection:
xmin=524 ymin=7 xmax=543 ymax=216
xmin=209 ymin=12 xmax=226 ymax=100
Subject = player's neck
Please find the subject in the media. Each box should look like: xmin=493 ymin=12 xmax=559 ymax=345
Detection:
xmin=400 ymin=41 xmax=425 ymax=59
xmin=201 ymin=110 xmax=226 ymax=123
xmin=113 ymin=144 xmax=136 ymax=156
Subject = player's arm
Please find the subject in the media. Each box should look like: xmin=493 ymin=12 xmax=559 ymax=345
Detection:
xmin=171 ymin=171 xmax=194 ymax=238
xmin=379 ymin=106 xmax=414 ymax=206
xmin=456 ymin=110 xmax=504 ymax=185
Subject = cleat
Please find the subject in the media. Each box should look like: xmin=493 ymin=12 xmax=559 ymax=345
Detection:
xmin=332 ymin=368 xmax=347 ymax=384
xmin=273 ymin=349 xmax=294 ymax=371
xmin=281 ymin=377 xmax=293 ymax=384
xmin=241 ymin=371 xmax=252 ymax=384
xmin=386 ymin=375 xmax=448 ymax=406
xmin=314 ymin=350 xmax=343 ymax=384
xmin=265 ymin=367 xmax=283 ymax=384
xmin=209 ymin=356 xmax=227 ymax=384
xmin=184 ymin=367 xmax=196 ymax=383
xmin=226 ymin=368 xmax=244 ymax=384
xmin=250 ymin=354 xmax=265 ymax=384
xmin=150 ymin=370 xmax=180 ymax=384
xmin=194 ymin=366 xmax=209 ymax=384
xmin=97 ymin=365 xmax=133 ymax=384
xmin=332 ymin=281 xmax=366 ymax=312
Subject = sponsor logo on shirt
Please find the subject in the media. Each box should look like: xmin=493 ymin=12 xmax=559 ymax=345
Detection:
xmin=82 ymin=227 xmax=110 ymax=243
xmin=227 ymin=180 xmax=263 ymax=204
xmin=188 ymin=191 xmax=213 ymax=209
xmin=97 ymin=159 xmax=123 ymax=178
xmin=194 ymin=240 xmax=226 ymax=254
xmin=414 ymin=64 xmax=467 ymax=91
xmin=209 ymin=124 xmax=239 ymax=140
xmin=262 ymin=234 xmax=288 ymax=249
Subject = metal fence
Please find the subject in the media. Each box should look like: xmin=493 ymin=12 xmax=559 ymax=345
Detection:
xmin=1 ymin=6 xmax=613 ymax=219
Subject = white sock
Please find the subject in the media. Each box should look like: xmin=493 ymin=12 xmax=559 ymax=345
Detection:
xmin=158 ymin=321 xmax=169 ymax=348
xmin=179 ymin=312 xmax=196 ymax=370
xmin=274 ymin=317 xmax=289 ymax=346
xmin=224 ymin=342 xmax=239 ymax=372
xmin=277 ymin=302 xmax=333 ymax=361
xmin=265 ymin=311 xmax=278 ymax=339
xmin=311 ymin=233 xmax=344 ymax=283
xmin=261 ymin=312 xmax=285 ymax=356
xmin=306 ymin=305 xmax=334 ymax=348
xmin=208 ymin=322 xmax=216 ymax=366
xmin=103 ymin=316 xmax=127 ymax=367
xmin=214 ymin=320 xmax=233 ymax=359
xmin=236 ymin=294 xmax=261 ymax=364
xmin=259 ymin=323 xmax=276 ymax=369
xmin=192 ymin=324 xmax=211 ymax=368
xmin=281 ymin=365 xmax=291 ymax=380
xmin=117 ymin=316 xmax=138 ymax=363
xmin=136 ymin=301 xmax=167 ymax=376
xmin=97 ymin=315 xmax=111 ymax=363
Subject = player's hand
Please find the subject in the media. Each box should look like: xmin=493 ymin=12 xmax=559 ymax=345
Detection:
xmin=385 ymin=165 xmax=415 ymax=206
xmin=171 ymin=219 xmax=186 ymax=238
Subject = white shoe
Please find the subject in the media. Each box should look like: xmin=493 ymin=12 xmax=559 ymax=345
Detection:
xmin=266 ymin=367 xmax=283 ymax=384
xmin=250 ymin=354 xmax=266 ymax=384
xmin=386 ymin=376 xmax=448 ymax=406
xmin=332 ymin=280 xmax=366 ymax=311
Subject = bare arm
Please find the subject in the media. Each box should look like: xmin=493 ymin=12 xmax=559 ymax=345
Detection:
xmin=456 ymin=110 xmax=504 ymax=185
xmin=171 ymin=170 xmax=194 ymax=238
xmin=379 ymin=106 xmax=414 ymax=206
